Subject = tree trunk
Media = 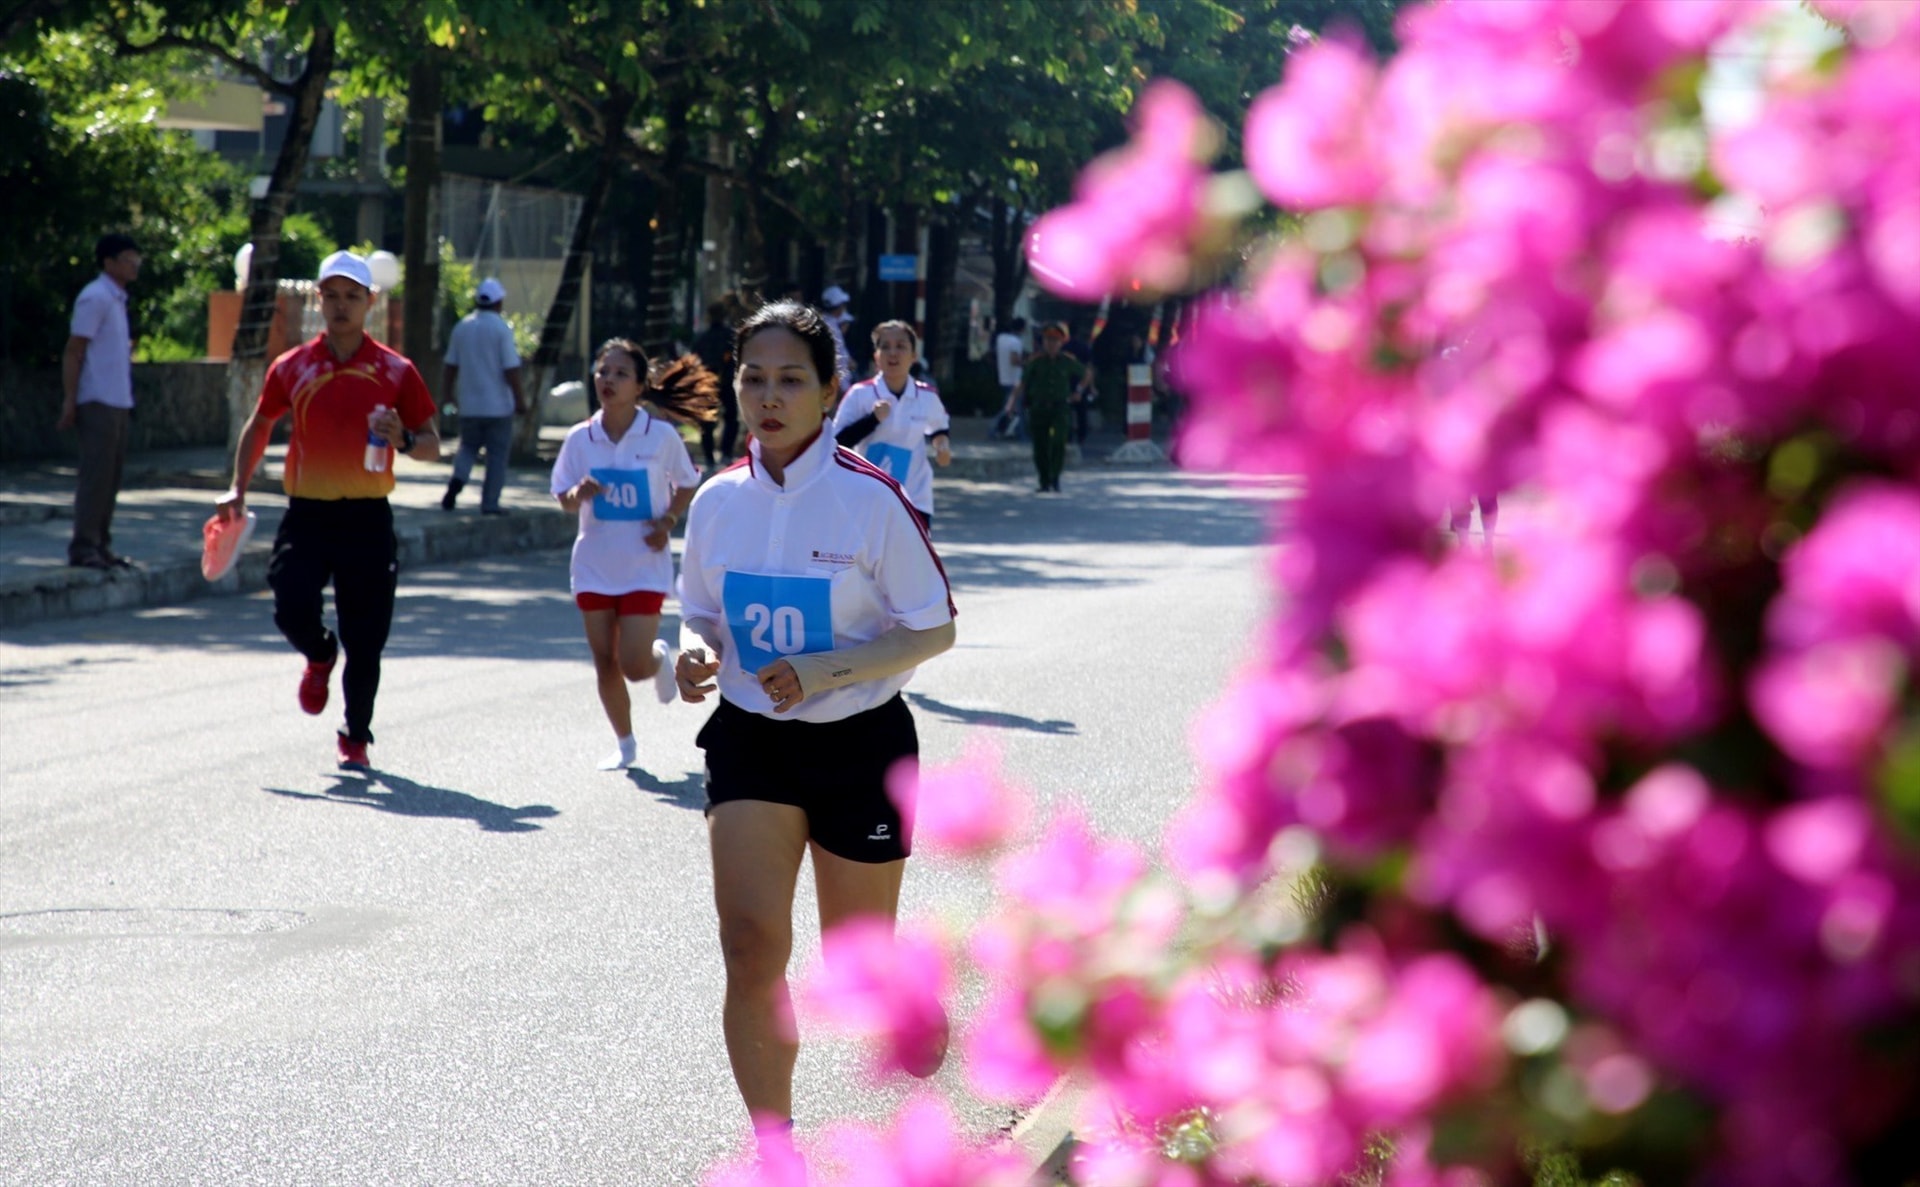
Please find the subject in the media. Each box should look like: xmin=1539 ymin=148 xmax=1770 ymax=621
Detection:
xmin=890 ymin=204 xmax=918 ymax=325
xmin=832 ymin=184 xmax=861 ymax=298
xmin=924 ymin=216 xmax=961 ymax=387
xmin=698 ymin=134 xmax=736 ymax=313
xmin=643 ymin=98 xmax=689 ymax=356
xmin=517 ymin=91 xmax=634 ymax=460
xmin=738 ymin=194 xmax=769 ymax=305
xmin=401 ymin=57 xmax=442 ymax=401
xmin=988 ymin=195 xmax=1028 ymax=329
xmin=224 ymin=22 xmax=336 ymax=447
xmin=857 ymin=201 xmax=887 ymax=333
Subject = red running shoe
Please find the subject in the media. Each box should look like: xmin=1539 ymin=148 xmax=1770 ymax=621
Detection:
xmin=298 ymin=657 xmax=336 ymax=715
xmin=336 ymin=735 xmax=370 ymax=770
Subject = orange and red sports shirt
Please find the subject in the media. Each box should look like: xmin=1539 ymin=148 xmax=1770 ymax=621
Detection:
xmin=257 ymin=334 xmax=436 ymax=500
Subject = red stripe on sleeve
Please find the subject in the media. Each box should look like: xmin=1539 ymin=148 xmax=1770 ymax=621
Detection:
xmin=833 ymin=447 xmax=955 ymax=618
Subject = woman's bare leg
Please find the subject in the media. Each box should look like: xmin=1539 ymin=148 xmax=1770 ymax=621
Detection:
xmin=710 ymin=800 xmax=811 ymax=1122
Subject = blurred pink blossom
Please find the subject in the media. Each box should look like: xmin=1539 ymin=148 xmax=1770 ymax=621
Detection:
xmin=1026 ymin=80 xmax=1216 ymax=300
xmin=810 ymin=1096 xmax=1030 ymax=1187
xmin=888 ymin=747 xmax=1033 ymax=857
xmin=801 ymin=917 xmax=951 ymax=1080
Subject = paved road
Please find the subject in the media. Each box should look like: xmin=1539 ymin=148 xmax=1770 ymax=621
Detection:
xmin=0 ymin=467 xmax=1284 ymax=1186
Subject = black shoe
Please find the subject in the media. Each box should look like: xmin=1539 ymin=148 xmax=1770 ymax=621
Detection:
xmin=481 ymin=506 xmax=509 ymax=516
xmin=71 ymin=554 xmax=113 ymax=571
xmin=104 ymin=552 xmax=136 ymax=568
xmin=440 ymin=479 xmax=464 ymax=511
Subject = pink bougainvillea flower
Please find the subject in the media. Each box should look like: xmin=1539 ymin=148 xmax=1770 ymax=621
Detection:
xmin=808 ymin=1096 xmax=1030 ymax=1187
xmin=1027 ymin=79 xmax=1217 ymax=300
xmin=1770 ymin=482 xmax=1920 ymax=648
xmin=992 ymin=812 xmax=1147 ymax=931
xmin=1749 ymin=638 xmax=1904 ymax=770
xmin=962 ymin=989 xmax=1064 ymax=1104
xmin=887 ymin=747 xmax=1032 ymax=857
xmin=1244 ymin=35 xmax=1383 ymax=210
xmin=801 ymin=916 xmax=952 ymax=1080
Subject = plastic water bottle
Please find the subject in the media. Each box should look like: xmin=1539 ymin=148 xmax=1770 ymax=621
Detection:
xmin=364 ymin=405 xmax=390 ymax=472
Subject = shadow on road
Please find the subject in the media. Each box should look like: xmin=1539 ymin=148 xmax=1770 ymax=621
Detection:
xmin=623 ymin=766 xmax=706 ymax=810
xmin=906 ymin=691 xmax=1077 ymax=735
xmin=932 ymin=470 xmax=1281 ymax=551
xmin=1 ymin=469 xmax=1287 ymax=649
xmin=263 ymin=770 xmax=561 ymax=832
xmin=0 ymin=551 xmax=596 ymax=662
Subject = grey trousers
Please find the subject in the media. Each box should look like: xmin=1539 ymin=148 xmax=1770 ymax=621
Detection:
xmin=70 ymin=402 xmax=130 ymax=564
xmin=450 ymin=414 xmax=515 ymax=511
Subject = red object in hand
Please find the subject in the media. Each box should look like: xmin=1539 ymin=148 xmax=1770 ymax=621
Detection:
xmin=200 ymin=509 xmax=257 ymax=582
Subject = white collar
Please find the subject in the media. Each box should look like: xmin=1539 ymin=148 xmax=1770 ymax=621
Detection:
xmin=747 ymin=426 xmax=833 ymax=493
xmin=590 ymin=407 xmax=650 ymax=445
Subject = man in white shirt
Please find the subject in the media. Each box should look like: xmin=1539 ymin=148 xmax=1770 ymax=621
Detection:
xmin=440 ymin=277 xmax=526 ymax=514
xmin=58 ymin=233 xmax=142 ymax=569
xmin=991 ymin=316 xmax=1027 ymax=440
xmin=821 ymin=284 xmax=856 ymax=393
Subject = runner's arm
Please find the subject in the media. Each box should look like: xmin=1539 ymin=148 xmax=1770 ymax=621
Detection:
xmin=782 ymin=620 xmax=956 ymax=699
xmin=216 ymin=408 xmax=282 ymax=519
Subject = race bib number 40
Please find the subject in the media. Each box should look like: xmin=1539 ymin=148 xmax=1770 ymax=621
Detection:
xmin=723 ymin=571 xmax=834 ymax=674
xmin=864 ymin=442 xmax=913 ymax=485
xmin=590 ymin=466 xmax=653 ymax=521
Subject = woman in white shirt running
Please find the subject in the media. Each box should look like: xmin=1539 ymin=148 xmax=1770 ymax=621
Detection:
xmin=673 ymin=302 xmax=956 ymax=1161
xmin=551 ymin=337 xmax=716 ymax=770
xmin=831 ymin=319 xmax=952 ymax=532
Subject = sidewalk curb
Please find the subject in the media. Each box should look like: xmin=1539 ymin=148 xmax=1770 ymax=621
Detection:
xmin=0 ymin=506 xmax=577 ymax=632
xmin=1008 ymin=1076 xmax=1082 ymax=1186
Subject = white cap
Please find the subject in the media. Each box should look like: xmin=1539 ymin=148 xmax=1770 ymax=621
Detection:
xmin=317 ymin=250 xmax=374 ymax=291
xmin=821 ymin=284 xmax=850 ymax=308
xmin=476 ymin=277 xmax=507 ymax=305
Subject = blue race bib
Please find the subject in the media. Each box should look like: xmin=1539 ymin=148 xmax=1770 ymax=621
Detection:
xmin=864 ymin=442 xmax=913 ymax=485
xmin=723 ymin=571 xmax=834 ymax=674
xmin=590 ymin=467 xmax=653 ymax=521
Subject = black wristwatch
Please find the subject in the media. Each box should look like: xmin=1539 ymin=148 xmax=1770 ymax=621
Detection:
xmin=399 ymin=427 xmax=417 ymax=454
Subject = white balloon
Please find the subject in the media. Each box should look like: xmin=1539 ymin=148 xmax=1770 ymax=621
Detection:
xmin=233 ymin=242 xmax=253 ymax=290
xmin=366 ymin=250 xmax=401 ymax=292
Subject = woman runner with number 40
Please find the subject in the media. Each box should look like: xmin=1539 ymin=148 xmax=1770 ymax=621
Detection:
xmin=673 ymin=301 xmax=956 ymax=1169
xmin=550 ymin=338 xmax=717 ymax=771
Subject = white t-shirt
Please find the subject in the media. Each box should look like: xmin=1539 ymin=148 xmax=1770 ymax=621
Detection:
xmin=444 ymin=309 xmax=522 ymax=417
xmin=830 ymin=375 xmax=951 ymax=514
xmin=994 ymin=331 xmax=1024 ymax=389
xmin=826 ymin=315 xmax=854 ymax=392
xmin=70 ymin=274 xmax=133 ymax=409
xmin=549 ymin=410 xmax=701 ymax=596
xmin=679 ymin=430 xmax=954 ymax=723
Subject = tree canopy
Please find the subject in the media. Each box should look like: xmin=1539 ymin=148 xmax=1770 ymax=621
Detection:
xmin=2 ymin=0 xmax=1416 ymax=372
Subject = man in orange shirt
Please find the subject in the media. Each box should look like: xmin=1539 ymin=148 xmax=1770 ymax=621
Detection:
xmin=215 ymin=251 xmax=440 ymax=769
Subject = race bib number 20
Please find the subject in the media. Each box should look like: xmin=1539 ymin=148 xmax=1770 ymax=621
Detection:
xmin=723 ymin=571 xmax=834 ymax=674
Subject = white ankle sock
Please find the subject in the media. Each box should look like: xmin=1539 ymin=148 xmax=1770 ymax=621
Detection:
xmin=597 ymin=735 xmax=637 ymax=770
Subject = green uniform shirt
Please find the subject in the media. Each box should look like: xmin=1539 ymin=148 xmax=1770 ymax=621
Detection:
xmin=1021 ymin=352 xmax=1085 ymax=415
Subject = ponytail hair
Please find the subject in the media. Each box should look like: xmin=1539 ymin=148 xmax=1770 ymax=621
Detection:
xmin=594 ymin=337 xmax=721 ymax=425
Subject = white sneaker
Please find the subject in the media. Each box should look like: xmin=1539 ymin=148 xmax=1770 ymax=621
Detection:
xmin=652 ymin=639 xmax=677 ymax=704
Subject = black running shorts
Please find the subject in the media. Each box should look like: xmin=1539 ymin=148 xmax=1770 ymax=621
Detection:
xmin=697 ymin=694 xmax=918 ymax=863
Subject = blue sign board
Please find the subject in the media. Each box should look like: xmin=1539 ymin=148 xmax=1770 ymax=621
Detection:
xmin=877 ymin=254 xmax=918 ymax=282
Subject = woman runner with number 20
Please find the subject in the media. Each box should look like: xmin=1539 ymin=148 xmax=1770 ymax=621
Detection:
xmin=551 ymin=337 xmax=716 ymax=771
xmin=674 ymin=301 xmax=956 ymax=1167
